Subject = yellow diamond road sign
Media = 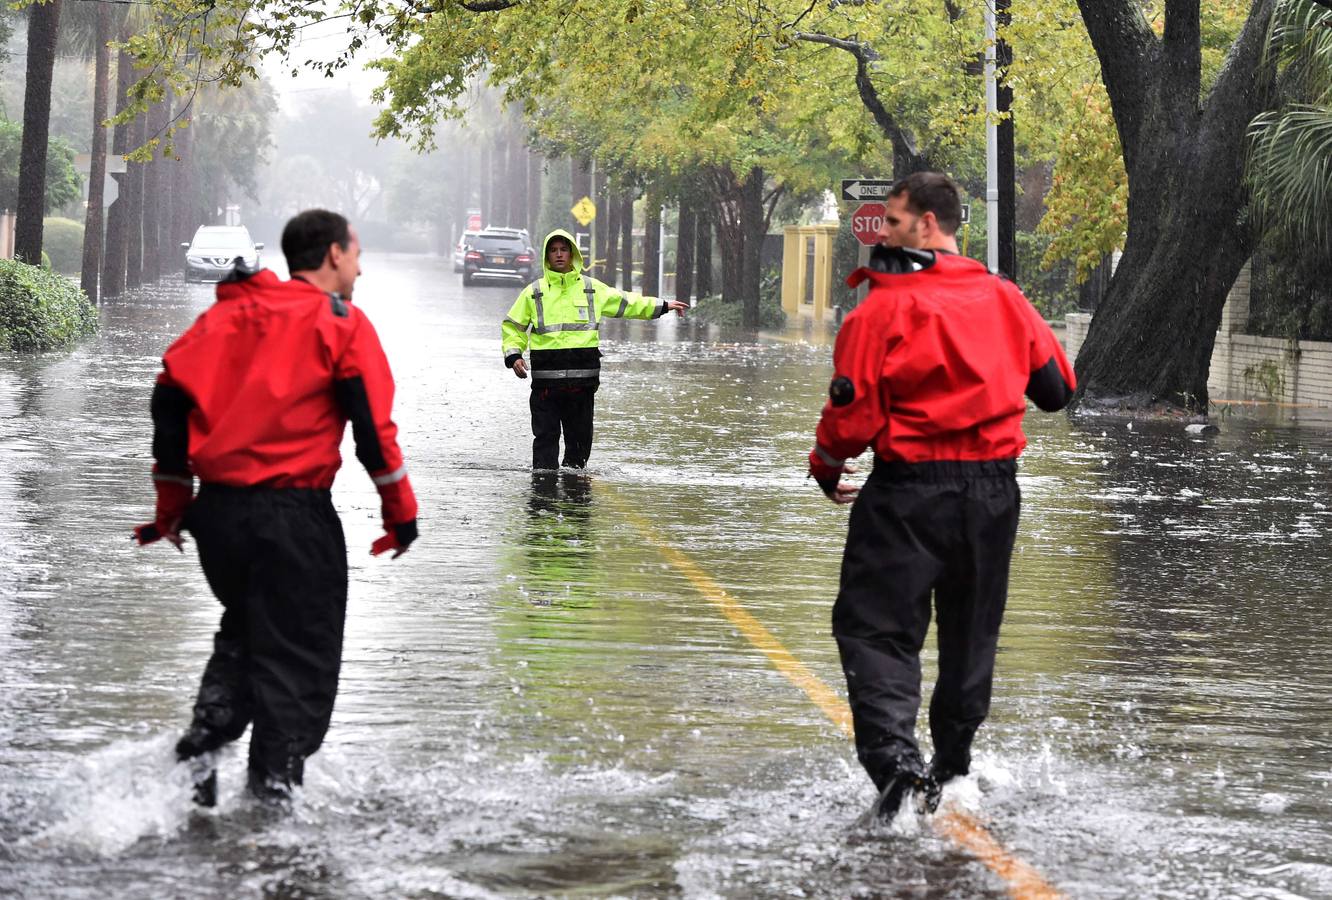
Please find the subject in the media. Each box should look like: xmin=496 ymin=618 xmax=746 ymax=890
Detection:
xmin=571 ymin=196 xmax=596 ymax=226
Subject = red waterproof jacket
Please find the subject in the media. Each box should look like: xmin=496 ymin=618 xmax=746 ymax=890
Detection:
xmin=147 ymin=269 xmax=416 ymax=530
xmin=809 ymin=252 xmax=1075 ymax=481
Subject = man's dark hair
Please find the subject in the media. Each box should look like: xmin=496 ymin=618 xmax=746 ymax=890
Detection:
xmin=282 ymin=209 xmax=350 ymax=272
xmin=889 ymin=172 xmax=963 ymax=235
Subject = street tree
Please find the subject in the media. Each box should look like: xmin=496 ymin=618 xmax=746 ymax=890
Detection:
xmin=15 ymin=0 xmax=62 ymax=265
xmin=1067 ymin=0 xmax=1277 ymax=413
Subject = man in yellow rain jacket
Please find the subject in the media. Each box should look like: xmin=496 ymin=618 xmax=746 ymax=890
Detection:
xmin=502 ymin=228 xmax=687 ymax=469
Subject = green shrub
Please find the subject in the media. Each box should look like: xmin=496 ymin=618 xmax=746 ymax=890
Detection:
xmin=0 ymin=258 xmax=98 ymax=351
xmin=691 ymin=269 xmax=788 ymax=329
xmin=42 ymin=217 xmax=84 ymax=273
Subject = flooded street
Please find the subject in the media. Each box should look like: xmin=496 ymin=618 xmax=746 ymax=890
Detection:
xmin=1 ymin=252 xmax=1329 ymax=898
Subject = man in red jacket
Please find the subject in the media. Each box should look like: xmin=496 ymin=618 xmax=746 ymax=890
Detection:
xmin=134 ymin=209 xmax=418 ymax=805
xmin=808 ymin=172 xmax=1075 ymax=820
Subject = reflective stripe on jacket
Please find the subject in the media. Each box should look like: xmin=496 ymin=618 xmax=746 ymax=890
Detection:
xmin=501 ymin=228 xmax=666 ymax=386
xmin=152 ymin=268 xmax=418 ymax=524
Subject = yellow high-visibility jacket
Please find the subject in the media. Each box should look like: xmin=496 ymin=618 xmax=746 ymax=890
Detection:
xmin=502 ymin=228 xmax=667 ymax=387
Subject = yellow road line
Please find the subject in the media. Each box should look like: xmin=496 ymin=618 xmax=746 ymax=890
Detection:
xmin=612 ymin=497 xmax=1064 ymax=900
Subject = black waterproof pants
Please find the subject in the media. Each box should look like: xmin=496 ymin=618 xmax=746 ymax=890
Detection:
xmin=832 ymin=459 xmax=1019 ymax=792
xmin=530 ymin=384 xmax=597 ymax=470
xmin=178 ymin=484 xmax=348 ymax=797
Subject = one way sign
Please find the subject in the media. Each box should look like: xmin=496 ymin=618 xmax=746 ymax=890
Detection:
xmin=841 ymin=178 xmax=893 ymax=202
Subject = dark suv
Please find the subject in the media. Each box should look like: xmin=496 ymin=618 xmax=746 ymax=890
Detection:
xmin=462 ymin=231 xmax=535 ymax=286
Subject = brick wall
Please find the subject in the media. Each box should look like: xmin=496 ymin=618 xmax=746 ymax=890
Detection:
xmin=1062 ymin=264 xmax=1332 ymax=407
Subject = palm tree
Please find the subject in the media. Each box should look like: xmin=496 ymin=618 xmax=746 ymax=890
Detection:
xmin=1248 ymin=1 xmax=1332 ymax=251
xmin=14 ymin=0 xmax=63 ymax=265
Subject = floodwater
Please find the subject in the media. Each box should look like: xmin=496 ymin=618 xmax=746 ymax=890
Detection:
xmin=0 ymin=252 xmax=1329 ymax=899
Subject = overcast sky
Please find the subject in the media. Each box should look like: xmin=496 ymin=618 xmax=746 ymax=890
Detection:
xmin=262 ymin=19 xmax=387 ymax=114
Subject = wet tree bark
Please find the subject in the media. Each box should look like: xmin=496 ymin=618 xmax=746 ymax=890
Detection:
xmin=571 ymin=156 xmax=592 ymax=227
xmin=618 ymin=188 xmax=634 ymax=290
xmin=1072 ymin=0 xmax=1277 ymax=413
xmin=490 ymin=134 xmax=507 ymax=227
xmin=641 ymin=190 xmax=660 ymax=298
xmin=508 ymin=117 xmax=526 ymax=230
xmin=14 ymin=0 xmax=62 ymax=265
xmin=102 ymin=41 xmax=133 ymax=298
xmin=125 ymin=112 xmax=146 ymax=288
xmin=140 ymin=97 xmax=166 ymax=284
xmin=715 ymin=188 xmax=742 ymax=306
xmin=739 ymin=167 xmax=764 ymax=327
xmin=604 ymin=179 xmax=620 ymax=287
xmin=592 ymin=167 xmax=609 ymax=278
xmin=526 ymin=147 xmax=541 ymax=241
xmin=694 ymin=203 xmax=712 ymax=299
xmin=480 ymin=141 xmax=492 ymax=228
xmin=171 ymin=107 xmax=194 ymax=261
xmin=157 ymin=90 xmax=177 ymax=276
xmin=80 ymin=1 xmax=112 ymax=301
xmin=675 ymin=198 xmax=695 ymax=304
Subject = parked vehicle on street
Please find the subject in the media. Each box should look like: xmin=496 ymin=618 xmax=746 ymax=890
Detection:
xmin=453 ymin=230 xmax=481 ymax=273
xmin=462 ymin=231 xmax=535 ymax=286
xmin=182 ymin=226 xmax=263 ymax=283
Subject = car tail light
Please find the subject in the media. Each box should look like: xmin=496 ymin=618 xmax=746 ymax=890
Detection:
xmin=516 ymin=254 xmax=532 ymax=263
xmin=465 ymin=250 xmax=484 ymax=260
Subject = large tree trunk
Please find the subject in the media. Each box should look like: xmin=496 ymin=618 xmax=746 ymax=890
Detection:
xmin=480 ymin=140 xmax=492 ymax=228
xmin=1072 ymin=0 xmax=1277 ymax=414
xmin=526 ymin=147 xmax=541 ymax=241
xmin=593 ymin=169 xmax=610 ymax=278
xmin=739 ymin=167 xmax=765 ymax=327
xmin=715 ymin=194 xmax=742 ymax=306
xmin=604 ymin=179 xmax=620 ymax=286
xmin=674 ymin=198 xmax=695 ymax=304
xmin=618 ymin=188 xmax=634 ymax=290
xmin=102 ymin=41 xmax=134 ymax=298
xmin=140 ymin=97 xmax=167 ymax=283
xmin=694 ymin=203 xmax=713 ymax=299
xmin=508 ymin=116 xmax=525 ymax=229
xmin=125 ymin=111 xmax=146 ymax=288
xmin=171 ymin=109 xmax=193 ymax=264
xmin=571 ymin=156 xmax=592 ymax=226
xmin=80 ymin=2 xmax=112 ymax=301
xmin=14 ymin=0 xmax=62 ymax=265
xmin=642 ymin=189 xmax=660 ymax=298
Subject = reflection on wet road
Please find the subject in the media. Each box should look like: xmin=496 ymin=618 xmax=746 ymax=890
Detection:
xmin=1 ymin=253 xmax=1329 ymax=898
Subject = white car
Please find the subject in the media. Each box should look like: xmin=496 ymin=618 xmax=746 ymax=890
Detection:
xmin=453 ymin=230 xmax=481 ymax=273
xmin=183 ymin=226 xmax=263 ymax=283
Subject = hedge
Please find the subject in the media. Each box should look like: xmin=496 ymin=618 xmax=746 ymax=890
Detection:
xmin=42 ymin=217 xmax=84 ymax=273
xmin=0 ymin=258 xmax=98 ymax=350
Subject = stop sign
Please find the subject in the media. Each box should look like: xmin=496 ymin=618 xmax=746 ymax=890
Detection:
xmin=851 ymin=202 xmax=886 ymax=246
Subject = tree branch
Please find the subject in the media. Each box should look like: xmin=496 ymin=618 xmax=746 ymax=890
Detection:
xmin=794 ymin=31 xmax=931 ymax=174
xmin=454 ymin=0 xmax=518 ymax=11
xmin=1075 ymin=0 xmax=1159 ymax=157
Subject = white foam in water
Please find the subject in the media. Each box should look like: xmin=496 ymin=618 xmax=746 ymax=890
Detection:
xmin=1256 ymin=792 xmax=1290 ymax=814
xmin=32 ymin=733 xmax=197 ymax=856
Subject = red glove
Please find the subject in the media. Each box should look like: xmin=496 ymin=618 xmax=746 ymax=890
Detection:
xmin=132 ymin=475 xmax=193 ymax=550
xmin=371 ymin=519 xmax=418 ymax=558
xmin=376 ymin=472 xmax=418 ymax=525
